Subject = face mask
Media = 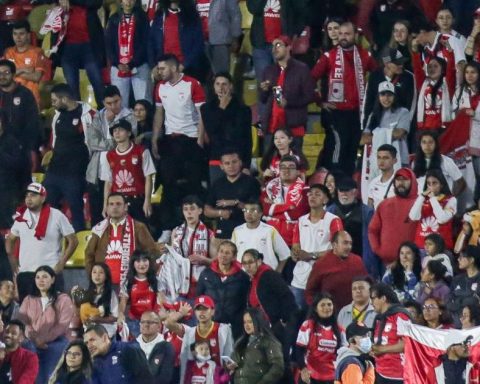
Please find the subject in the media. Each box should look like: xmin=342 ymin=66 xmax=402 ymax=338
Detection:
xmin=196 ymin=354 xmax=211 ymax=363
xmin=358 ymin=337 xmax=372 ymax=354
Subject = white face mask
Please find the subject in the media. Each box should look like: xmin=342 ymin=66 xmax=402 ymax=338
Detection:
xmin=196 ymin=354 xmax=211 ymax=363
xmin=358 ymin=337 xmax=372 ymax=354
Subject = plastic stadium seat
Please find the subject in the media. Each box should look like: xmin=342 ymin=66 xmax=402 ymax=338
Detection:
xmin=243 ymin=79 xmax=257 ymax=107
xmin=65 ymin=230 xmax=91 ymax=268
xmin=251 ymin=125 xmax=259 ymax=158
xmin=239 ymin=1 xmax=252 ymax=29
xmin=31 ymin=172 xmax=45 ymax=183
xmin=151 ymin=184 xmax=163 ymax=204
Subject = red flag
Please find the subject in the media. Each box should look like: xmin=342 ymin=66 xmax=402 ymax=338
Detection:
xmin=439 ymin=109 xmax=470 ymax=155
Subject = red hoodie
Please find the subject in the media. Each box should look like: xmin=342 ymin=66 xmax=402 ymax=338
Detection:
xmin=368 ymin=168 xmax=418 ymax=265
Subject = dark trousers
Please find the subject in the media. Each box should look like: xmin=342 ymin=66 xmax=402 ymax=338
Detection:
xmin=125 ymin=195 xmax=147 ymax=224
xmin=17 ymin=271 xmax=65 ymax=303
xmin=319 ymin=108 xmax=361 ymax=176
xmin=87 ymin=181 xmax=104 ymax=228
xmin=375 ymin=375 xmax=403 ymax=384
xmin=60 ymin=42 xmax=104 ymax=108
xmin=44 ymin=173 xmax=86 ymax=232
xmin=155 ymin=135 xmax=207 ymax=230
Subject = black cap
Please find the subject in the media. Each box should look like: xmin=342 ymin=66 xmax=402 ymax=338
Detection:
xmin=463 ymin=245 xmax=480 ymax=260
xmin=382 ymin=48 xmax=408 ymax=66
xmin=337 ymin=177 xmax=357 ymax=191
xmin=346 ymin=322 xmax=371 ymax=340
xmin=109 ymin=119 xmax=133 ymax=136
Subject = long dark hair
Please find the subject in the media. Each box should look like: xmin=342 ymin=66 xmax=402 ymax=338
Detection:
xmin=157 ymin=0 xmax=199 ymax=24
xmin=366 ymin=92 xmax=401 ymax=131
xmin=234 ymin=308 xmax=278 ymax=355
xmin=48 ymin=340 xmax=92 ymax=384
xmin=260 ymin=128 xmax=308 ymax=171
xmin=424 ymin=169 xmax=452 ymax=196
xmin=321 ymin=17 xmax=344 ymax=51
xmin=32 ymin=265 xmax=59 ymax=305
xmin=454 ymin=62 xmax=480 ymax=113
xmin=391 ymin=242 xmax=422 ymax=292
xmin=126 ymin=251 xmax=158 ymax=294
xmin=133 ymin=99 xmax=154 ymax=134
xmin=306 ymin=293 xmax=342 ymax=352
xmin=427 ymin=56 xmax=447 ymax=109
xmin=87 ymin=263 xmax=113 ymax=317
xmin=413 ymin=131 xmax=442 ymax=177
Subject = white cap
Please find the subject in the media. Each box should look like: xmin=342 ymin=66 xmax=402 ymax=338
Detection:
xmin=26 ymin=182 xmax=47 ymax=197
xmin=378 ymin=81 xmax=395 ymax=94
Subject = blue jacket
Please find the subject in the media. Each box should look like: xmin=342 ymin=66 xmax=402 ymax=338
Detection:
xmin=92 ymin=341 xmax=151 ymax=384
xmin=105 ymin=7 xmax=150 ymax=69
xmin=148 ymin=9 xmax=205 ymax=69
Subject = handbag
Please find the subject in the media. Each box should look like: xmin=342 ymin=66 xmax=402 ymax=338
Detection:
xmin=291 ymin=27 xmax=311 ymax=55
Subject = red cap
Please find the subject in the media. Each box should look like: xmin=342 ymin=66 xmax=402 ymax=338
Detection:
xmin=273 ymin=35 xmax=291 ymax=46
xmin=194 ymin=295 xmax=215 ymax=309
xmin=475 ymin=7 xmax=480 ymax=16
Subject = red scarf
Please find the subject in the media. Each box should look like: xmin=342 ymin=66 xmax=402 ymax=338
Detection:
xmin=266 ymin=176 xmax=305 ymax=207
xmin=268 ymin=67 xmax=286 ymax=133
xmin=210 ymin=259 xmax=242 ymax=278
xmin=118 ymin=14 xmax=136 ymax=78
xmin=248 ymin=263 xmax=271 ymax=310
xmin=145 ymin=0 xmax=157 ymax=22
xmin=14 ymin=204 xmax=51 ymax=240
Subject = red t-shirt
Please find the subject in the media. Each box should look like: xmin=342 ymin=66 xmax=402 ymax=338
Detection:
xmin=128 ymin=277 xmax=158 ymax=320
xmin=106 ymin=144 xmax=147 ymax=196
xmin=196 ymin=0 xmax=210 ymax=40
xmin=163 ymin=10 xmax=184 ymax=64
xmin=373 ymin=312 xmax=410 ymax=380
xmin=296 ymin=320 xmax=338 ymax=381
xmin=66 ymin=6 xmax=89 ymax=43
xmin=268 ymin=67 xmax=286 ymax=133
xmin=263 ymin=0 xmax=281 ymax=43
xmin=104 ymin=224 xmax=124 ymax=284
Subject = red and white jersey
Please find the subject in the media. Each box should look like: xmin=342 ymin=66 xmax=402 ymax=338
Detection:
xmin=296 ymin=320 xmax=338 ymax=381
xmin=291 ymin=212 xmax=343 ymax=289
xmin=122 ymin=277 xmax=158 ymax=320
xmin=196 ymin=0 xmax=210 ymax=40
xmin=180 ymin=322 xmax=233 ymax=383
xmin=263 ymin=0 xmax=281 ymax=43
xmin=188 ymin=361 xmax=210 ymax=383
xmin=154 ymin=74 xmax=205 ymax=137
xmin=101 ymin=143 xmax=156 ymax=196
xmin=373 ymin=312 xmax=410 ymax=380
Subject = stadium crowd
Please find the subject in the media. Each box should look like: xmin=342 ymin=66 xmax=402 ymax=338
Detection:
xmin=1 ymin=0 xmax=480 ymax=383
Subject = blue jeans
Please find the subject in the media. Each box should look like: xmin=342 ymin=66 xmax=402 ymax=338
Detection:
xmin=289 ymin=286 xmax=307 ymax=311
xmin=44 ymin=173 xmax=86 ymax=232
xmin=126 ymin=318 xmax=141 ymax=338
xmin=110 ymin=63 xmax=152 ymax=108
xmin=61 ymin=42 xmax=104 ymax=107
xmin=25 ymin=336 xmax=69 ymax=384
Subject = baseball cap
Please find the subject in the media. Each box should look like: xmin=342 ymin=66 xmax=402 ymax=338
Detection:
xmin=109 ymin=119 xmax=133 ymax=136
xmin=382 ymin=48 xmax=408 ymax=66
xmin=378 ymin=81 xmax=395 ymax=94
xmin=194 ymin=295 xmax=215 ymax=309
xmin=26 ymin=182 xmax=47 ymax=197
xmin=346 ymin=322 xmax=371 ymax=340
xmin=273 ymin=35 xmax=291 ymax=47
xmin=336 ymin=177 xmax=357 ymax=191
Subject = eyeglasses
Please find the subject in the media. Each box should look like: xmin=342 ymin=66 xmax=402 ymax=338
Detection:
xmin=140 ymin=320 xmax=159 ymax=325
xmin=422 ymin=304 xmax=439 ymax=311
xmin=66 ymin=351 xmax=82 ymax=358
xmin=242 ymin=208 xmax=260 ymax=213
xmin=273 ymin=42 xmax=286 ymax=48
xmin=279 ymin=165 xmax=297 ymax=170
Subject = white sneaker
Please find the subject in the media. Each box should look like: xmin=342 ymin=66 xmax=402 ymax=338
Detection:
xmin=157 ymin=230 xmax=172 ymax=243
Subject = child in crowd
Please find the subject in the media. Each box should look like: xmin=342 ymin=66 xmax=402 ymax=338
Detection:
xmin=79 ymin=263 xmax=119 ymax=338
xmin=183 ymin=340 xmax=230 ymax=384
xmin=423 ymin=233 xmax=454 ymax=277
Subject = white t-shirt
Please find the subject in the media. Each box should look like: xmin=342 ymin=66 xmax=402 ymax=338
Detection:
xmin=231 ymin=222 xmax=290 ymax=270
xmin=416 ymin=155 xmax=463 ymax=193
xmin=291 ymin=212 xmax=342 ymax=290
xmin=10 ymin=207 xmax=75 ymax=272
xmin=368 ymin=173 xmax=395 ymax=209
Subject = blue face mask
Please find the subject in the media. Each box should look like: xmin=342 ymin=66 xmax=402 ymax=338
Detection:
xmin=358 ymin=337 xmax=372 ymax=354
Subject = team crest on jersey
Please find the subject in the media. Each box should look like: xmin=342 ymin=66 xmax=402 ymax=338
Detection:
xmin=385 ymin=323 xmax=392 ymax=332
xmin=154 ymin=358 xmax=160 ymax=365
xmin=210 ymin=339 xmax=216 ymax=347
xmin=72 ymin=118 xmax=79 ymax=125
xmin=115 ymin=169 xmax=134 ymax=188
xmin=132 ymin=155 xmax=139 ymax=165
xmin=13 ymin=97 xmax=20 ymax=105
xmin=120 ymin=159 xmax=126 ymax=166
xmin=25 ymin=58 xmax=31 ymax=65
xmin=178 ymin=92 xmax=185 ymax=101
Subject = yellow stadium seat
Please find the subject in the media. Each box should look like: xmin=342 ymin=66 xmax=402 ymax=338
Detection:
xmin=240 ymin=29 xmax=253 ymax=56
xmin=251 ymin=125 xmax=259 ymax=158
xmin=65 ymin=230 xmax=91 ymax=268
xmin=243 ymin=79 xmax=257 ymax=107
xmin=31 ymin=172 xmax=45 ymax=183
xmin=151 ymin=185 xmax=163 ymax=205
xmin=27 ymin=5 xmax=54 ymax=37
xmin=239 ymin=1 xmax=253 ymax=29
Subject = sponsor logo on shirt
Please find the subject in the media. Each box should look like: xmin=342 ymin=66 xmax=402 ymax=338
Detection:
xmin=115 ymin=169 xmax=134 ymax=189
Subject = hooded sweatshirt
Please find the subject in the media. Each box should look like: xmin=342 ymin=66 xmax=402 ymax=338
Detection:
xmin=334 ymin=347 xmax=375 ymax=384
xmin=368 ymin=168 xmax=418 ymax=265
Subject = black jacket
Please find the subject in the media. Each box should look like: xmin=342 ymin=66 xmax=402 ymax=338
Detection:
xmin=201 ymin=96 xmax=252 ymax=167
xmin=196 ymin=263 xmax=250 ymax=339
xmin=133 ymin=339 xmax=175 ymax=383
xmin=105 ymin=7 xmax=150 ymax=69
